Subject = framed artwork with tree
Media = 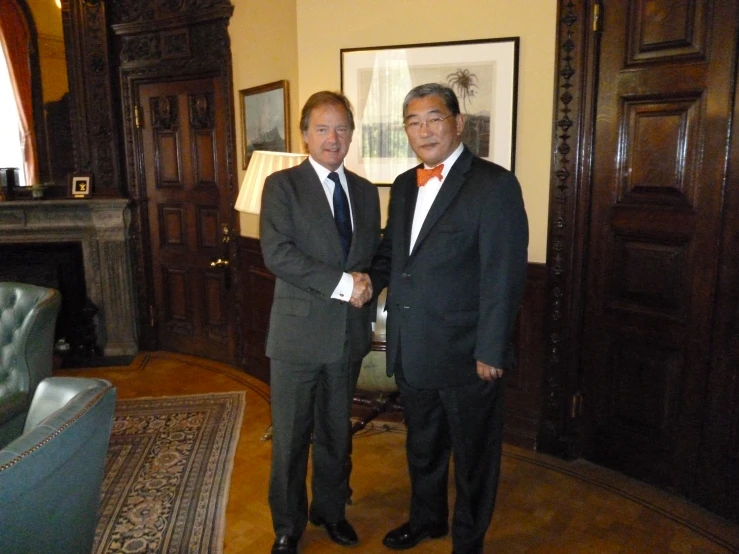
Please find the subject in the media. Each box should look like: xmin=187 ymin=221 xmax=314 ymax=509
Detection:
xmin=341 ymin=38 xmax=519 ymax=184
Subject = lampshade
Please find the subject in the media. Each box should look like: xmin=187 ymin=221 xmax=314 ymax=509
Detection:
xmin=234 ymin=151 xmax=308 ymax=214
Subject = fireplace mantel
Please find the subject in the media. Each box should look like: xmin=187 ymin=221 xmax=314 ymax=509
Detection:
xmin=0 ymin=199 xmax=138 ymax=356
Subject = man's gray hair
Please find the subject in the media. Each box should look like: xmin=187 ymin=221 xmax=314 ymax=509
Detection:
xmin=402 ymin=83 xmax=461 ymax=117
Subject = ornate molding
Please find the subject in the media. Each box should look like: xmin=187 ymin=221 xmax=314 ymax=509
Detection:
xmin=538 ymin=0 xmax=591 ymax=458
xmin=62 ymin=0 xmax=122 ymax=196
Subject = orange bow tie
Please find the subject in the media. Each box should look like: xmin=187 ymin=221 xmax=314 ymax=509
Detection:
xmin=416 ymin=164 xmax=444 ymax=187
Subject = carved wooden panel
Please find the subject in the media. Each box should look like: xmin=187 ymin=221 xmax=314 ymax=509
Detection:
xmin=608 ymin=237 xmax=687 ymax=318
xmin=162 ymin=266 xmax=192 ymax=334
xmin=627 ymin=0 xmax=707 ymax=63
xmin=155 ymin=133 xmax=182 ymax=186
xmin=730 ymin=381 xmax=739 ymax=458
xmin=160 ymin=205 xmax=185 ymax=247
xmin=606 ymin=339 xmax=682 ymax=442
xmin=197 ymin=207 xmax=219 ymax=249
xmin=190 ymin=92 xmax=216 ymax=186
xmin=587 ymin=336 xmax=685 ymax=486
xmin=622 ymin=97 xmax=700 ymax=203
xmin=239 ymin=237 xmax=275 ymax=384
xmin=504 ymin=263 xmax=548 ymax=449
xmin=201 ymin=269 xmax=228 ymax=343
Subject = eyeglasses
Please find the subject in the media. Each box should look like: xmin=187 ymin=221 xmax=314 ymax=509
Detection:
xmin=403 ymin=114 xmax=454 ymax=133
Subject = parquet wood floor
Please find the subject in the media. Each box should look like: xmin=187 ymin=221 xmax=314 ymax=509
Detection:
xmin=59 ymin=352 xmax=739 ymax=553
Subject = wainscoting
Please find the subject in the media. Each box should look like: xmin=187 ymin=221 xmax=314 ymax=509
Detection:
xmin=237 ymin=236 xmax=548 ymax=449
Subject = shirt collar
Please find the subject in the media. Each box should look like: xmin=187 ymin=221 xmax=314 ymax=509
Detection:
xmin=309 ymin=157 xmax=346 ymax=184
xmin=423 ymin=142 xmax=464 ymax=182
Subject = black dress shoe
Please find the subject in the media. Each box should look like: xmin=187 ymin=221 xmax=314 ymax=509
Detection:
xmin=309 ymin=515 xmax=359 ymax=546
xmin=271 ymin=534 xmax=298 ymax=554
xmin=382 ymin=521 xmax=449 ymax=550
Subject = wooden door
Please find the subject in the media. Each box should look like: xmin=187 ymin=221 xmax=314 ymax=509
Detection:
xmin=138 ymin=77 xmax=235 ymax=363
xmin=580 ymin=0 xmax=737 ymax=498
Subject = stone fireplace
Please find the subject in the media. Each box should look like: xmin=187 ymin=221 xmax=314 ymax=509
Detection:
xmin=0 ymin=199 xmax=138 ymax=357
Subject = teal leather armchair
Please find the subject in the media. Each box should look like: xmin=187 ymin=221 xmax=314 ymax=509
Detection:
xmin=0 ymin=377 xmax=117 ymax=554
xmin=0 ymin=282 xmax=62 ymax=448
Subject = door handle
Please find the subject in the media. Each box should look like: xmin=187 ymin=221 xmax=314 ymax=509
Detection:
xmin=211 ymin=223 xmax=232 ymax=289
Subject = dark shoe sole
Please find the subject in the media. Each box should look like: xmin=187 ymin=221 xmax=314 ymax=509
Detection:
xmin=382 ymin=527 xmax=448 ymax=550
xmin=309 ymin=516 xmax=358 ymax=547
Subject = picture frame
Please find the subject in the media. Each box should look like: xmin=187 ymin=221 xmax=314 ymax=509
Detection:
xmin=70 ymin=173 xmax=92 ymax=198
xmin=341 ymin=38 xmax=519 ymax=184
xmin=239 ymin=80 xmax=290 ymax=168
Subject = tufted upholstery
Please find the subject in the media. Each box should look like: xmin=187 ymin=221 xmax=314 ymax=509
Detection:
xmin=0 ymin=376 xmax=116 ymax=554
xmin=0 ymin=282 xmax=62 ymax=449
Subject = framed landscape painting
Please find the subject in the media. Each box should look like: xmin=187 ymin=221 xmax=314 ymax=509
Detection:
xmin=240 ymin=80 xmax=290 ymax=168
xmin=341 ymin=38 xmax=519 ymax=183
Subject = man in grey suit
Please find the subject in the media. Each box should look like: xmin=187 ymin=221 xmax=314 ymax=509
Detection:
xmin=260 ymin=91 xmax=381 ymax=554
xmin=370 ymin=83 xmax=528 ymax=554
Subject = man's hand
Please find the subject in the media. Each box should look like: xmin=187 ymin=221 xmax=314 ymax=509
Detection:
xmin=476 ymin=360 xmax=504 ymax=382
xmin=349 ymin=272 xmax=373 ymax=308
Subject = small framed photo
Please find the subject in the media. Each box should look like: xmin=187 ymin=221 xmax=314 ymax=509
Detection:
xmin=239 ymin=80 xmax=290 ymax=168
xmin=70 ymin=173 xmax=92 ymax=198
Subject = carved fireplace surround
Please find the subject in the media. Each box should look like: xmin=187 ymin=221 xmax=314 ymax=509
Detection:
xmin=0 ymin=199 xmax=138 ymax=356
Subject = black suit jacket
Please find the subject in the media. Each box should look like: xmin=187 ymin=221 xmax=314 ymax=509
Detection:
xmin=260 ymin=160 xmax=381 ymax=364
xmin=371 ymin=147 xmax=528 ymax=389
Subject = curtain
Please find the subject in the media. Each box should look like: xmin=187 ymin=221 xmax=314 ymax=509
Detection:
xmin=0 ymin=0 xmax=38 ymax=186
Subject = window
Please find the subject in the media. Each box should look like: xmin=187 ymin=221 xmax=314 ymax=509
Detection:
xmin=0 ymin=44 xmax=27 ymax=187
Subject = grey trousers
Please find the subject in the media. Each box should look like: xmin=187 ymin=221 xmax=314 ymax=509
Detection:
xmin=268 ymin=353 xmax=362 ymax=538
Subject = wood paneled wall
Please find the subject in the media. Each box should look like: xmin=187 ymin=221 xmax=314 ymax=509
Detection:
xmin=238 ymin=236 xmax=548 ymax=447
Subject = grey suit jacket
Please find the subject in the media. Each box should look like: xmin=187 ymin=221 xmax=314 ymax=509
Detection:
xmin=370 ymin=147 xmax=529 ymax=388
xmin=260 ymin=160 xmax=381 ymax=364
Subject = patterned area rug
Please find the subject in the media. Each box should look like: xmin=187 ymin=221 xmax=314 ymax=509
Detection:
xmin=93 ymin=392 xmax=245 ymax=554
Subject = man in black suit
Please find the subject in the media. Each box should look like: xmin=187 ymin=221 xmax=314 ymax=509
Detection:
xmin=370 ymin=83 xmax=528 ymax=554
xmin=260 ymin=91 xmax=381 ymax=554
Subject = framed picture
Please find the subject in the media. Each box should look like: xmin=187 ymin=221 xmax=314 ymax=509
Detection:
xmin=341 ymin=38 xmax=519 ymax=183
xmin=239 ymin=80 xmax=290 ymax=168
xmin=70 ymin=173 xmax=92 ymax=198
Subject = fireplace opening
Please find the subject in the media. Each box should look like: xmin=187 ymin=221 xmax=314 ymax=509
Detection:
xmin=0 ymin=242 xmax=101 ymax=365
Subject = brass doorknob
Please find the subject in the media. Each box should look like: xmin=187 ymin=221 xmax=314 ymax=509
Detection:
xmin=210 ymin=258 xmax=230 ymax=268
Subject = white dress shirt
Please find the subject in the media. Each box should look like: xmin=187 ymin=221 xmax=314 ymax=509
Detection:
xmin=409 ymin=142 xmax=464 ymax=253
xmin=307 ymin=157 xmax=355 ymax=302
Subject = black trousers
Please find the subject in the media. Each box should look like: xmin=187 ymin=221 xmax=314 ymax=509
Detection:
xmin=396 ymin=367 xmax=505 ymax=554
xmin=268 ymin=353 xmax=362 ymax=539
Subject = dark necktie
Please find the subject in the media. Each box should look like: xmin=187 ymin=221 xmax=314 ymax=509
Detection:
xmin=329 ymin=171 xmax=352 ymax=260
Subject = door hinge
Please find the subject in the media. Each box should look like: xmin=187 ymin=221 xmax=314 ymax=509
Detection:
xmin=149 ymin=304 xmax=156 ymax=327
xmin=134 ymin=105 xmax=142 ymax=129
xmin=593 ymin=1 xmax=603 ymax=32
xmin=570 ymin=392 xmax=584 ymax=419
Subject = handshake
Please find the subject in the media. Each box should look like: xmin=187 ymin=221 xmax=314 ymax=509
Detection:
xmin=349 ymin=272 xmax=373 ymax=308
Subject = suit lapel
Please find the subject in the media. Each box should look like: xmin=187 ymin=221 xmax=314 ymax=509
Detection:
xmin=409 ymin=147 xmax=474 ymax=257
xmin=295 ymin=161 xmax=345 ymax=262
xmin=401 ymin=170 xmax=419 ymax=265
xmin=346 ymin=172 xmax=363 ymax=264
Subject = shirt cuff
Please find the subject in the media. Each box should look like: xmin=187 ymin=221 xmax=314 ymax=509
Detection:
xmin=331 ymin=272 xmax=354 ymax=302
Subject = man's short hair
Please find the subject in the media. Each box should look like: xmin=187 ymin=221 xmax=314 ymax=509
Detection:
xmin=402 ymin=83 xmax=461 ymax=117
xmin=300 ymin=91 xmax=356 ymax=132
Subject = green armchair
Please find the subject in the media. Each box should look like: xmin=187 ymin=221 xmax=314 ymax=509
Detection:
xmin=0 ymin=281 xmax=61 ymax=449
xmin=0 ymin=377 xmax=117 ymax=554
